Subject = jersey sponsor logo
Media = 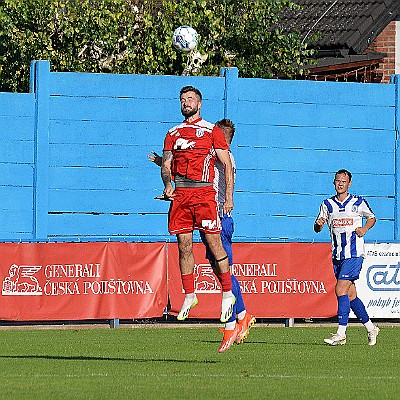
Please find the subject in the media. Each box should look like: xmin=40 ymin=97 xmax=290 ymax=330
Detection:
xmin=195 ymin=128 xmax=204 ymax=138
xmin=332 ymin=218 xmax=353 ymax=227
xmin=174 ymin=137 xmax=196 ymax=150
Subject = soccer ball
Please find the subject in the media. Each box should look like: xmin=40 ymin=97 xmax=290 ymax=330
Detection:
xmin=172 ymin=26 xmax=198 ymax=52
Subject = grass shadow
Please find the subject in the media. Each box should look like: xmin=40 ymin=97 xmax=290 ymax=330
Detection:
xmin=0 ymin=354 xmax=217 ymax=363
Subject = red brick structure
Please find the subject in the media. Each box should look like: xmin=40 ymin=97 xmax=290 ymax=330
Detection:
xmin=367 ymin=20 xmax=398 ymax=83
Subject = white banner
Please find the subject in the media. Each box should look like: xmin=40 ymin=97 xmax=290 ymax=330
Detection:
xmin=351 ymin=243 xmax=400 ymax=318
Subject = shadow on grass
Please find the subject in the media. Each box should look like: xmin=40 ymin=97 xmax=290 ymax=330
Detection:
xmin=0 ymin=354 xmax=217 ymax=363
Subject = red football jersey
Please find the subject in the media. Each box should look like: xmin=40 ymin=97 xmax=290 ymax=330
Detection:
xmin=163 ymin=118 xmax=228 ymax=183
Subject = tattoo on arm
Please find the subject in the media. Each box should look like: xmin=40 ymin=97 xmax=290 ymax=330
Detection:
xmin=161 ymin=150 xmax=173 ymax=187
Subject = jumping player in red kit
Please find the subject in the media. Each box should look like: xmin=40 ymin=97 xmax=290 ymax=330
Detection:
xmin=161 ymin=86 xmax=236 ymax=324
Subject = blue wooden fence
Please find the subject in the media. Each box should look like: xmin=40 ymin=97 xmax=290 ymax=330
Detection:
xmin=0 ymin=60 xmax=398 ymax=243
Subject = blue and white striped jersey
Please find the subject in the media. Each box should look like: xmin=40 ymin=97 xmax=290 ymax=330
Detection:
xmin=317 ymin=194 xmax=375 ymax=260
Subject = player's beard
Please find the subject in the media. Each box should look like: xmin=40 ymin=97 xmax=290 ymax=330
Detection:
xmin=181 ymin=104 xmax=198 ymax=118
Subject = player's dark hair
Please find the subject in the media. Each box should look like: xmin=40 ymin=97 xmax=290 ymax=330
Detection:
xmin=335 ymin=169 xmax=352 ymax=181
xmin=180 ymin=86 xmax=202 ymax=101
xmin=216 ymin=118 xmax=235 ymax=140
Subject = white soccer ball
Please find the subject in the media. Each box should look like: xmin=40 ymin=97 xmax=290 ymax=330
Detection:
xmin=172 ymin=25 xmax=198 ymax=52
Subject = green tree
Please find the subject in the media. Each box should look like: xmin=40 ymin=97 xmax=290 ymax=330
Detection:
xmin=0 ymin=0 xmax=314 ymax=92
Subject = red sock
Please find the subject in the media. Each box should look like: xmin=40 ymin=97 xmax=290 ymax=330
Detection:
xmin=219 ymin=271 xmax=232 ymax=292
xmin=181 ymin=273 xmax=195 ymax=294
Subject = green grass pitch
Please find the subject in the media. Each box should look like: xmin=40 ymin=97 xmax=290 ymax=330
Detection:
xmin=0 ymin=324 xmax=398 ymax=399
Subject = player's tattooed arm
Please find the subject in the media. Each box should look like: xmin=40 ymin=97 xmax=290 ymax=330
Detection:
xmin=161 ymin=150 xmax=174 ymax=198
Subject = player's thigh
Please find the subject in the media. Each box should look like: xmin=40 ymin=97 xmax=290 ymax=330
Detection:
xmin=168 ymin=193 xmax=194 ymax=234
xmin=194 ymin=187 xmax=221 ymax=233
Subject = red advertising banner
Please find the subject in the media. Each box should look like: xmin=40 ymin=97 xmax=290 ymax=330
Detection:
xmin=0 ymin=242 xmax=338 ymax=322
xmin=0 ymin=242 xmax=167 ymax=321
xmin=168 ymin=242 xmax=337 ymax=319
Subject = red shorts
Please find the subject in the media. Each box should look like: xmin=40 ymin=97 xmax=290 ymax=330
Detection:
xmin=168 ymin=186 xmax=222 ymax=235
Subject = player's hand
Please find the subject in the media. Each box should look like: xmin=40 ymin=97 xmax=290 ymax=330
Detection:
xmin=147 ymin=151 xmax=162 ymax=167
xmin=163 ymin=183 xmax=175 ymax=200
xmin=355 ymin=227 xmax=366 ymax=237
xmin=222 ymin=199 xmax=234 ymax=215
xmin=315 ymin=217 xmax=326 ymax=227
xmin=314 ymin=217 xmax=326 ymax=233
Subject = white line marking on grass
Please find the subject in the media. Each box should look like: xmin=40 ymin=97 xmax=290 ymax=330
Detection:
xmin=2 ymin=373 xmax=396 ymax=381
xmin=2 ymin=373 xmax=109 ymax=378
xmin=128 ymin=373 xmax=398 ymax=380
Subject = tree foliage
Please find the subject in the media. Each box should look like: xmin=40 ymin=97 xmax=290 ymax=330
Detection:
xmin=0 ymin=0 xmax=314 ymax=92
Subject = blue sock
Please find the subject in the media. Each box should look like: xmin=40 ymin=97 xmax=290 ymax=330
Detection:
xmin=227 ymin=275 xmax=245 ymax=323
xmin=337 ymin=294 xmax=350 ymax=326
xmin=350 ymin=297 xmax=370 ymax=324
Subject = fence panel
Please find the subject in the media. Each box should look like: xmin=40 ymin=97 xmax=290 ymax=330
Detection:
xmin=232 ymin=76 xmax=397 ymax=241
xmin=0 ymin=92 xmax=35 ymax=239
xmin=0 ymin=63 xmax=398 ymax=242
